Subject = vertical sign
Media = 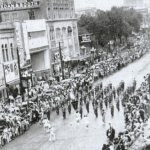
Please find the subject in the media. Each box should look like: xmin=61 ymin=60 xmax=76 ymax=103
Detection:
xmin=3 ymin=60 xmax=20 ymax=84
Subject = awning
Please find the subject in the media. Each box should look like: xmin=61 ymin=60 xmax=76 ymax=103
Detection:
xmin=7 ymin=79 xmax=20 ymax=86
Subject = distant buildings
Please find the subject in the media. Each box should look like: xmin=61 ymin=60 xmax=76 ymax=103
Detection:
xmin=75 ymin=7 xmax=97 ymax=19
xmin=124 ymin=0 xmax=144 ymax=7
xmin=123 ymin=0 xmax=150 ymax=29
xmin=0 ymin=0 xmax=80 ymax=101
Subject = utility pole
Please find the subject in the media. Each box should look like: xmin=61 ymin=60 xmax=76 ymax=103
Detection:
xmin=59 ymin=42 xmax=65 ymax=80
xmin=17 ymin=47 xmax=24 ymax=102
xmin=148 ymin=74 xmax=150 ymax=101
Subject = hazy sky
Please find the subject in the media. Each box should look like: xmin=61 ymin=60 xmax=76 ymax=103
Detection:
xmin=74 ymin=0 xmax=124 ymax=10
xmin=74 ymin=0 xmax=150 ymax=10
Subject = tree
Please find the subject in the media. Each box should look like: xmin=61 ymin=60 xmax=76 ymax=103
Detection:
xmin=77 ymin=7 xmax=143 ymax=48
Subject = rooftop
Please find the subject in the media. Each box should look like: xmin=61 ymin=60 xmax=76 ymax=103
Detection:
xmin=76 ymin=7 xmax=96 ymax=12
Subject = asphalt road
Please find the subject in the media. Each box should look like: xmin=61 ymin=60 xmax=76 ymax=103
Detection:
xmin=2 ymin=52 xmax=150 ymax=150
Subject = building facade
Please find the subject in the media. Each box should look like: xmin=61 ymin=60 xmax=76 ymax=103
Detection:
xmin=0 ymin=0 xmax=80 ymax=101
xmin=124 ymin=0 xmax=144 ymax=7
xmin=0 ymin=22 xmax=20 ymax=102
xmin=123 ymin=0 xmax=150 ymax=29
xmin=22 ymin=19 xmax=51 ymax=82
xmin=75 ymin=7 xmax=97 ymax=19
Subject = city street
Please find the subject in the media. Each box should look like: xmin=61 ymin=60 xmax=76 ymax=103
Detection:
xmin=1 ymin=52 xmax=150 ymax=150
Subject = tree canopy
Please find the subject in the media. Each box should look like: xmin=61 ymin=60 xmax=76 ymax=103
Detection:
xmin=77 ymin=7 xmax=143 ymax=47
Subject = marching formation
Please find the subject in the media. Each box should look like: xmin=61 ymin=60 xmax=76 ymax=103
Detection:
xmin=0 ymin=35 xmax=150 ymax=149
xmin=102 ymin=77 xmax=150 ymax=150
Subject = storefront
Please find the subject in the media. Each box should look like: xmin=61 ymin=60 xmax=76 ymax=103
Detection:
xmin=3 ymin=60 xmax=20 ymax=100
xmin=32 ymin=69 xmax=50 ymax=84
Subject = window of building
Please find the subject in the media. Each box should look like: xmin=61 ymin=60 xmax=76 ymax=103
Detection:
xmin=4 ymin=14 xmax=10 ymax=22
xmin=10 ymin=43 xmax=14 ymax=60
xmin=50 ymin=26 xmax=54 ymax=41
xmin=28 ymin=10 xmax=35 ymax=20
xmin=48 ymin=8 xmax=50 ymax=18
xmin=5 ymin=44 xmax=9 ymax=61
xmin=12 ymin=1 xmax=16 ymax=4
xmin=62 ymin=27 xmax=66 ymax=39
xmin=27 ymin=0 xmax=33 ymax=2
xmin=56 ymin=28 xmax=61 ymax=40
xmin=67 ymin=26 xmax=72 ymax=37
xmin=2 ymin=45 xmax=5 ymax=62
xmin=12 ymin=13 xmax=18 ymax=21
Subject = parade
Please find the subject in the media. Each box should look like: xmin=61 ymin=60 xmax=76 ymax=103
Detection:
xmin=1 ymin=36 xmax=150 ymax=149
xmin=0 ymin=0 xmax=150 ymax=150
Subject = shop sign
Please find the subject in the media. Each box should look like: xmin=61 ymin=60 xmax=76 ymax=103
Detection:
xmin=82 ymin=34 xmax=91 ymax=42
xmin=3 ymin=60 xmax=20 ymax=84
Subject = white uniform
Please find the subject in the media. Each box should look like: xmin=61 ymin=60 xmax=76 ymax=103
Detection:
xmin=76 ymin=113 xmax=81 ymax=123
xmin=49 ymin=127 xmax=56 ymax=141
xmin=84 ymin=117 xmax=90 ymax=128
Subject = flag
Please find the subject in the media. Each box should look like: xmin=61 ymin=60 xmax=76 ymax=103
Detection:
xmin=72 ymin=101 xmax=78 ymax=110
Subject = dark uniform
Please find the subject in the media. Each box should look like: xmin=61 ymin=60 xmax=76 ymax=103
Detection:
xmin=62 ymin=107 xmax=66 ymax=119
xmin=79 ymin=105 xmax=83 ymax=119
xmin=68 ymin=102 xmax=71 ymax=114
xmin=86 ymin=100 xmax=89 ymax=113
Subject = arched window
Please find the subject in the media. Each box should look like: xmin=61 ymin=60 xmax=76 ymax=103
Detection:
xmin=50 ymin=26 xmax=54 ymax=41
xmin=2 ymin=45 xmax=5 ymax=62
xmin=10 ymin=43 xmax=14 ymax=60
xmin=5 ymin=44 xmax=9 ymax=61
xmin=62 ymin=27 xmax=66 ymax=39
xmin=56 ymin=28 xmax=61 ymax=40
xmin=67 ymin=26 xmax=72 ymax=37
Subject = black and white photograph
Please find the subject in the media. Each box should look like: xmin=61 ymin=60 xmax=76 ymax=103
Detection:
xmin=0 ymin=0 xmax=150 ymax=149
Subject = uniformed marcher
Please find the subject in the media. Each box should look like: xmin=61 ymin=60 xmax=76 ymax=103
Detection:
xmin=79 ymin=105 xmax=83 ymax=119
xmin=68 ymin=101 xmax=71 ymax=114
xmin=62 ymin=106 xmax=66 ymax=119
xmin=111 ymin=105 xmax=114 ymax=117
xmin=94 ymin=105 xmax=98 ymax=118
xmin=56 ymin=103 xmax=59 ymax=115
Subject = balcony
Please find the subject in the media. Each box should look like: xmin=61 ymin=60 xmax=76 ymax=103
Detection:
xmin=0 ymin=1 xmax=40 ymax=12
